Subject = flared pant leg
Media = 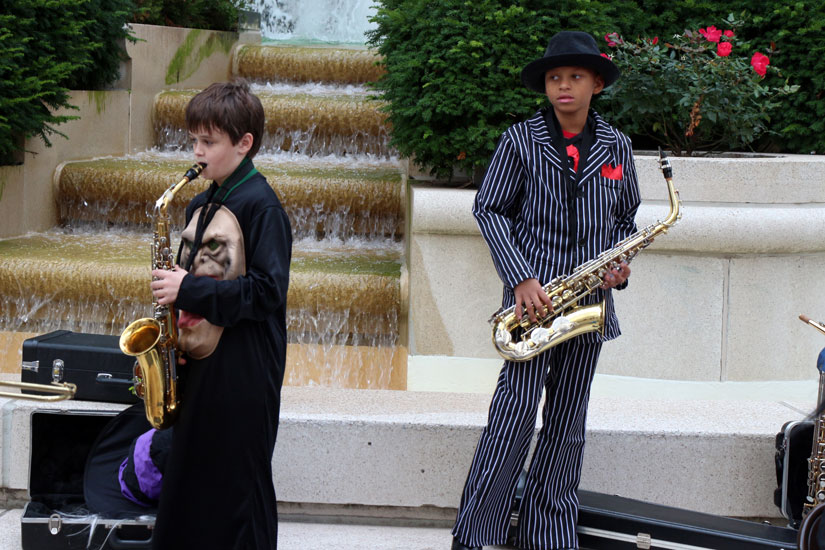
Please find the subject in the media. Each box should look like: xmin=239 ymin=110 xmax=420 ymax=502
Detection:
xmin=451 ymin=339 xmax=601 ymax=549
xmin=517 ymin=340 xmax=602 ymax=550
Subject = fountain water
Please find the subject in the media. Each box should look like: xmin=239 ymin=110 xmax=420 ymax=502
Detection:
xmin=0 ymin=33 xmax=407 ymax=390
xmin=250 ymin=0 xmax=377 ymax=43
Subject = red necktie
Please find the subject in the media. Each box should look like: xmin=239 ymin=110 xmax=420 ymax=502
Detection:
xmin=566 ymin=144 xmax=580 ymax=173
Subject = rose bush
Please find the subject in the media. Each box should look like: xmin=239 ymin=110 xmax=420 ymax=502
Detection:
xmin=599 ymin=15 xmax=798 ymax=156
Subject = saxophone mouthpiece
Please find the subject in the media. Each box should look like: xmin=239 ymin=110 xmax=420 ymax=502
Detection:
xmin=658 ymin=147 xmax=673 ymax=179
xmin=183 ymin=163 xmax=207 ymax=182
xmin=801 ymin=314 xmax=825 ymax=337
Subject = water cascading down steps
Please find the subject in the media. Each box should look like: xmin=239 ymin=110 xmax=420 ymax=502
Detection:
xmin=0 ymin=44 xmax=407 ymax=390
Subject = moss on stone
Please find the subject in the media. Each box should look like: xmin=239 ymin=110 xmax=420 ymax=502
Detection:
xmin=165 ymin=30 xmax=238 ymax=86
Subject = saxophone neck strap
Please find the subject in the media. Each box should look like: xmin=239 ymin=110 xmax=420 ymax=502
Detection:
xmin=211 ymin=157 xmax=258 ymax=204
xmin=182 ymin=158 xmax=258 ymax=272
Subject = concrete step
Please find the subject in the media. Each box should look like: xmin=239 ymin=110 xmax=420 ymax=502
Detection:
xmin=154 ymin=88 xmax=390 ymax=156
xmin=0 ymin=231 xmax=404 ymax=341
xmin=0 ymin=376 xmax=816 ymax=522
xmin=0 ymin=509 xmax=465 ymax=550
xmin=56 ymin=153 xmax=404 ymax=237
xmin=233 ymin=44 xmax=384 ymax=85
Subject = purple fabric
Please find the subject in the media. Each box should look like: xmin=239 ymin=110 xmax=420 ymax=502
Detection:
xmin=118 ymin=457 xmax=144 ymax=506
xmin=134 ymin=429 xmax=164 ymax=500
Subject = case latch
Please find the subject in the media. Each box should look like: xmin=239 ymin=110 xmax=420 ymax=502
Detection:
xmin=51 ymin=359 xmax=65 ymax=383
xmin=48 ymin=513 xmax=62 ymax=535
xmin=21 ymin=360 xmax=39 ymax=373
xmin=636 ymin=532 xmax=652 ymax=549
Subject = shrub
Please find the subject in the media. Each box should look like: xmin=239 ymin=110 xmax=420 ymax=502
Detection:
xmin=0 ymin=0 xmax=135 ymax=163
xmin=368 ymin=0 xmax=823 ymax=175
xmin=366 ymin=0 xmax=650 ymax=180
xmin=131 ymin=0 xmax=249 ymax=32
xmin=741 ymin=1 xmax=825 ymax=154
xmin=599 ymin=15 xmax=798 ymax=155
xmin=366 ymin=1 xmax=550 ymax=181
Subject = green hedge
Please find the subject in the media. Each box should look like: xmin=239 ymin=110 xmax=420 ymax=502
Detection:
xmin=0 ymin=0 xmax=246 ymax=164
xmin=131 ymin=0 xmax=248 ymax=32
xmin=366 ymin=0 xmax=649 ymax=180
xmin=368 ymin=0 xmax=823 ymax=179
xmin=0 ymin=0 xmax=135 ymax=162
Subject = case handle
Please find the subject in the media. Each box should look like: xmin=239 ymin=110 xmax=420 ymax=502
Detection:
xmin=107 ymin=529 xmax=153 ymax=549
xmin=96 ymin=373 xmax=134 ymax=387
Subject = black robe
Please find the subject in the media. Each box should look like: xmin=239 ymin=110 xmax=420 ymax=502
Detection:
xmin=152 ymin=163 xmax=292 ymax=550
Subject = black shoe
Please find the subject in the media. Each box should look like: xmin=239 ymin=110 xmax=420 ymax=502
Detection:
xmin=451 ymin=537 xmax=481 ymax=550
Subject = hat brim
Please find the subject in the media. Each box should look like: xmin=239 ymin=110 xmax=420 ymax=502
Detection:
xmin=521 ymin=54 xmax=620 ymax=94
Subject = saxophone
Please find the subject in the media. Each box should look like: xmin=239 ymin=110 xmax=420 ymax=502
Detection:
xmin=797 ymin=315 xmax=825 ymax=550
xmin=490 ymin=149 xmax=681 ymax=362
xmin=119 ymin=163 xmax=205 ymax=430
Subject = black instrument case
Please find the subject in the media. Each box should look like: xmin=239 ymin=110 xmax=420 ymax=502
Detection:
xmin=21 ymin=330 xmax=138 ymax=404
xmin=511 ymin=472 xmax=798 ymax=549
xmin=576 ymin=490 xmax=798 ymax=550
xmin=20 ymin=407 xmax=155 ymax=549
xmin=774 ymin=419 xmax=815 ymax=528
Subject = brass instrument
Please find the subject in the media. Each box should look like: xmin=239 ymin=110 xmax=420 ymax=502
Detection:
xmin=797 ymin=314 xmax=825 ymax=549
xmin=490 ymin=148 xmax=681 ymax=362
xmin=0 ymin=380 xmax=76 ymax=401
xmin=120 ymin=163 xmax=205 ymax=430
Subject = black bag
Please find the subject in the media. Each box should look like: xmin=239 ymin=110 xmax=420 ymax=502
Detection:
xmin=21 ymin=330 xmax=138 ymax=404
xmin=20 ymin=406 xmax=156 ymax=549
xmin=510 ymin=471 xmax=798 ymax=549
xmin=774 ymin=419 xmax=815 ymax=527
xmin=575 ymin=490 xmax=798 ymax=550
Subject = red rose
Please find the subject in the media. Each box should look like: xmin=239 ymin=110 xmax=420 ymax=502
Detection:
xmin=751 ymin=52 xmax=770 ymax=77
xmin=698 ymin=25 xmax=722 ymax=43
xmin=723 ymin=30 xmax=735 ymax=38
xmin=600 ymin=53 xmax=612 ymax=60
xmin=650 ymin=36 xmax=659 ymax=45
xmin=717 ymin=42 xmax=732 ymax=57
xmin=604 ymin=32 xmax=621 ymax=47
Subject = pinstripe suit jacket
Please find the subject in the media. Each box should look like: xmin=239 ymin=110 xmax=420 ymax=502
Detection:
xmin=473 ymin=108 xmax=641 ymax=342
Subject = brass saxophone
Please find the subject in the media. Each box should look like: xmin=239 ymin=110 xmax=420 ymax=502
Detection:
xmin=797 ymin=314 xmax=825 ymax=549
xmin=119 ymin=163 xmax=205 ymax=430
xmin=490 ymin=149 xmax=681 ymax=362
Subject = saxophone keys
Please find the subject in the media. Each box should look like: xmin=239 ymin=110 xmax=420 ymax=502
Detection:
xmin=530 ymin=327 xmax=551 ymax=345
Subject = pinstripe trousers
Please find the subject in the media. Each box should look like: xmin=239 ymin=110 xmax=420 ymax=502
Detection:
xmin=452 ymin=338 xmax=602 ymax=550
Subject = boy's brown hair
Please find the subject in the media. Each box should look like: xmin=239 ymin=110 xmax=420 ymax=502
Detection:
xmin=185 ymin=79 xmax=265 ymax=158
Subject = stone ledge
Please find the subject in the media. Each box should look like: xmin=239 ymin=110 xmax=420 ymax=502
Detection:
xmin=0 ymin=384 xmax=811 ymax=519
xmin=410 ymin=187 xmax=825 ymax=254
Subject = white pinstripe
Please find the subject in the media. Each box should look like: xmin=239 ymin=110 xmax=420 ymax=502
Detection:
xmin=452 ymin=108 xmax=640 ymax=549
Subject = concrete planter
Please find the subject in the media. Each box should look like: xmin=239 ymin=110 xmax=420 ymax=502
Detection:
xmin=408 ymin=152 xmax=825 ymax=385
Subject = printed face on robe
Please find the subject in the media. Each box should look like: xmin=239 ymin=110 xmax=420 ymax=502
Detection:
xmin=177 ymin=205 xmax=246 ymax=359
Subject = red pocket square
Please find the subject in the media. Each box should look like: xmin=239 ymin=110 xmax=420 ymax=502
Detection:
xmin=601 ymin=163 xmax=623 ymax=180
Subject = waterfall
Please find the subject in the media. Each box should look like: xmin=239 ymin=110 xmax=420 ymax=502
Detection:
xmin=251 ymin=0 xmax=377 ymax=44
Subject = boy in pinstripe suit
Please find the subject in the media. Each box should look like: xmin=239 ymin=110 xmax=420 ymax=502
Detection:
xmin=451 ymin=31 xmax=641 ymax=550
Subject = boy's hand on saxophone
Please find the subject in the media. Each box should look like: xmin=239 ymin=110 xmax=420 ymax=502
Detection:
xmin=600 ymin=261 xmax=630 ymax=289
xmin=514 ymin=278 xmax=554 ymax=323
xmin=151 ymin=264 xmax=189 ymax=305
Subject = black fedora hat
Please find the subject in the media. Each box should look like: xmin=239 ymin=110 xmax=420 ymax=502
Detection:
xmin=521 ymin=31 xmax=620 ymax=94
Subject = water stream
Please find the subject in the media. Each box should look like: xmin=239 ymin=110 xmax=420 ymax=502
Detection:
xmin=250 ymin=0 xmax=377 ymax=43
